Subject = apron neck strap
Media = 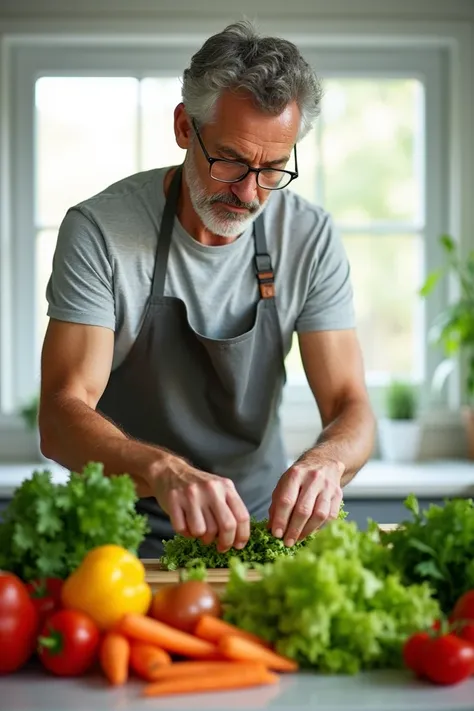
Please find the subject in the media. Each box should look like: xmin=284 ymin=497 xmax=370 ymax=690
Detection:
xmin=253 ymin=215 xmax=275 ymax=300
xmin=152 ymin=164 xmax=183 ymax=297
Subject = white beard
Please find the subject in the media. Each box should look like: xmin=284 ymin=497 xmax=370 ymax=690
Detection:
xmin=183 ymin=143 xmax=265 ymax=239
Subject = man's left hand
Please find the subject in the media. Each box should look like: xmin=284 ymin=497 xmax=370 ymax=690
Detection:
xmin=268 ymin=456 xmax=345 ymax=546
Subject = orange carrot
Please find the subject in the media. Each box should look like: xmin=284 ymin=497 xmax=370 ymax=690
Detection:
xmin=129 ymin=642 xmax=172 ymax=681
xmin=194 ymin=615 xmax=272 ymax=648
xmin=116 ymin=614 xmax=217 ymax=659
xmin=137 ymin=659 xmax=264 ymax=681
xmin=142 ymin=664 xmax=279 ymax=697
xmin=218 ymin=634 xmax=298 ymax=672
xmin=100 ymin=632 xmax=130 ymax=686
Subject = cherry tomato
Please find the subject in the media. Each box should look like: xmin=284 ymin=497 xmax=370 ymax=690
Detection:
xmin=452 ymin=590 xmax=474 ymax=623
xmin=150 ymin=580 xmax=221 ymax=633
xmin=0 ymin=571 xmax=38 ymax=674
xmin=422 ymin=634 xmax=474 ymax=685
xmin=403 ymin=631 xmax=430 ymax=676
xmin=26 ymin=577 xmax=63 ymax=630
xmin=37 ymin=609 xmax=100 ymax=677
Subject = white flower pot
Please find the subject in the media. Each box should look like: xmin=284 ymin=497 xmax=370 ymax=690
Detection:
xmin=378 ymin=418 xmax=421 ymax=463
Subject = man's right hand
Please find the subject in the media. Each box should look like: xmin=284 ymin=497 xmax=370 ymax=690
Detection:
xmin=150 ymin=459 xmax=250 ymax=552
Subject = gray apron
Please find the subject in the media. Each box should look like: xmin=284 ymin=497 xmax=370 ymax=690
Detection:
xmin=97 ymin=165 xmax=288 ymax=557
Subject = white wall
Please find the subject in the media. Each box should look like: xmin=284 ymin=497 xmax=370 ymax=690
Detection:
xmin=0 ymin=0 xmax=473 ymax=22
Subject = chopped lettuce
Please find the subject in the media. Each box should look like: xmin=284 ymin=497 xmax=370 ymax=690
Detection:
xmin=161 ymin=504 xmax=347 ymax=570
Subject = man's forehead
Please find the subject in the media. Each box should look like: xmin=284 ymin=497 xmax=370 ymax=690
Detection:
xmin=209 ymin=90 xmax=300 ymax=140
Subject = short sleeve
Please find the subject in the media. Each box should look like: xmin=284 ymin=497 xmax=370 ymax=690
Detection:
xmin=46 ymin=207 xmax=115 ymax=330
xmin=296 ymin=213 xmax=356 ymax=332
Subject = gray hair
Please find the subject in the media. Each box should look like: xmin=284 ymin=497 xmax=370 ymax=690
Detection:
xmin=182 ymin=19 xmax=323 ymax=141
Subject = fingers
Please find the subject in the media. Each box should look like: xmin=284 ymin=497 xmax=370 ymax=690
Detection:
xmin=167 ymin=477 xmax=249 ymax=552
xmin=282 ymin=472 xmax=322 ymax=546
xmin=225 ymin=484 xmax=251 ymax=550
xmin=269 ymin=463 xmax=344 ymax=546
xmin=168 ymin=488 xmax=188 ymax=536
xmin=182 ymin=484 xmax=207 ymax=538
xmin=297 ymin=496 xmax=330 ymax=541
xmin=199 ymin=507 xmax=219 ymax=546
xmin=298 ymin=485 xmax=343 ymax=541
xmin=328 ymin=487 xmax=343 ymax=521
xmin=269 ymin=468 xmax=301 ymax=540
xmin=207 ymin=480 xmax=249 ymax=553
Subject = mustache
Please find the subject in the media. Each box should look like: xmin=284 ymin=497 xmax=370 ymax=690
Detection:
xmin=209 ymin=192 xmax=260 ymax=213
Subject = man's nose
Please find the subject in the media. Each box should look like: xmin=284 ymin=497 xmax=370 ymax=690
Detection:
xmin=230 ymin=171 xmax=259 ymax=204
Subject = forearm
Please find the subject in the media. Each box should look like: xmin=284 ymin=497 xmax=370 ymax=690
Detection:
xmin=39 ymin=392 xmax=184 ymax=496
xmin=302 ymin=399 xmax=376 ymax=486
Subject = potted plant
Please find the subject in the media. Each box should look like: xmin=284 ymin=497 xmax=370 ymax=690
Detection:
xmin=18 ymin=393 xmax=46 ymax=461
xmin=378 ymin=380 xmax=420 ymax=462
xmin=420 ymin=234 xmax=474 ymax=458
xmin=19 ymin=394 xmax=39 ymax=431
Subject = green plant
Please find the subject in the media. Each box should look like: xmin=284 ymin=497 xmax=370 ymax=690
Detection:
xmin=420 ymin=234 xmax=474 ymax=403
xmin=0 ymin=462 xmax=149 ymax=581
xmin=382 ymin=494 xmax=474 ymax=614
xmin=19 ymin=394 xmax=39 ymax=430
xmin=385 ymin=380 xmax=417 ymax=420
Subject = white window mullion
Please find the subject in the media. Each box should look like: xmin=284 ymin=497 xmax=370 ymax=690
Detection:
xmin=136 ymin=79 xmax=144 ymax=173
xmin=0 ymin=37 xmax=13 ymax=413
xmin=11 ymin=48 xmax=38 ymax=408
xmin=420 ymin=48 xmax=449 ymax=408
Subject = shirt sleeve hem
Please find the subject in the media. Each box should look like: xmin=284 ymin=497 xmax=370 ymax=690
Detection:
xmin=47 ymin=307 xmax=115 ymax=331
xmin=295 ymin=319 xmax=356 ymax=333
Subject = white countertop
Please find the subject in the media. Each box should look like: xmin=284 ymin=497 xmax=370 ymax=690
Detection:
xmin=2 ymin=665 xmax=474 ymax=711
xmin=0 ymin=459 xmax=474 ymax=499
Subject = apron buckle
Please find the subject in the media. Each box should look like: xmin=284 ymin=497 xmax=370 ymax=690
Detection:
xmin=255 ymin=254 xmax=276 ymax=299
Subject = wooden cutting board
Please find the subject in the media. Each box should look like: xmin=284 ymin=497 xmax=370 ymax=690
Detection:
xmin=142 ymin=560 xmax=262 ymax=594
xmin=143 ymin=524 xmax=398 ymax=593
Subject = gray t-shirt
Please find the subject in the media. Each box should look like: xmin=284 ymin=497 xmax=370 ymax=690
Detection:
xmin=46 ymin=167 xmax=355 ymax=369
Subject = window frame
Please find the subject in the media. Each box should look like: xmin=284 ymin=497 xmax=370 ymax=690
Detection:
xmin=0 ymin=22 xmax=470 ymax=461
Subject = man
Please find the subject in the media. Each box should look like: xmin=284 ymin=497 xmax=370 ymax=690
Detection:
xmin=39 ymin=20 xmax=375 ymax=558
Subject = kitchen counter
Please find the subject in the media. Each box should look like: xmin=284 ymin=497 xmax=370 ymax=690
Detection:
xmin=2 ymin=666 xmax=474 ymax=711
xmin=0 ymin=459 xmax=474 ymax=500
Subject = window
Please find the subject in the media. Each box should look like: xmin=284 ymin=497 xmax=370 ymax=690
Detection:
xmin=34 ymin=73 xmax=427 ymax=392
xmin=35 ymin=76 xmax=185 ymax=354
xmin=288 ymin=77 xmax=425 ymax=386
xmin=1 ymin=42 xmax=449 ymax=458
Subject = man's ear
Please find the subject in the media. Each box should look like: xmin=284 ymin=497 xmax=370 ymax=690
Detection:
xmin=174 ymin=103 xmax=192 ymax=149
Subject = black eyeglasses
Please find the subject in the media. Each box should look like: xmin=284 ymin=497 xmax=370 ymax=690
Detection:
xmin=191 ymin=119 xmax=298 ymax=191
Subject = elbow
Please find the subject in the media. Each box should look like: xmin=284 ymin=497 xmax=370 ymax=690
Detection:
xmin=38 ymin=402 xmax=57 ymax=460
xmin=39 ymin=434 xmax=54 ymax=460
xmin=38 ymin=423 xmax=55 ymax=461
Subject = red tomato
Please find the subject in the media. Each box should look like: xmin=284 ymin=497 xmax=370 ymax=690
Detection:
xmin=150 ymin=580 xmax=222 ymax=633
xmin=403 ymin=632 xmax=430 ymax=676
xmin=452 ymin=591 xmax=474 ymax=623
xmin=0 ymin=571 xmax=38 ymax=674
xmin=37 ymin=609 xmax=100 ymax=677
xmin=422 ymin=634 xmax=474 ymax=685
xmin=26 ymin=578 xmax=63 ymax=630
xmin=457 ymin=622 xmax=474 ymax=646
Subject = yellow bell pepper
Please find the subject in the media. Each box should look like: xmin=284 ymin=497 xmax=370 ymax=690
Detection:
xmin=61 ymin=544 xmax=152 ymax=630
